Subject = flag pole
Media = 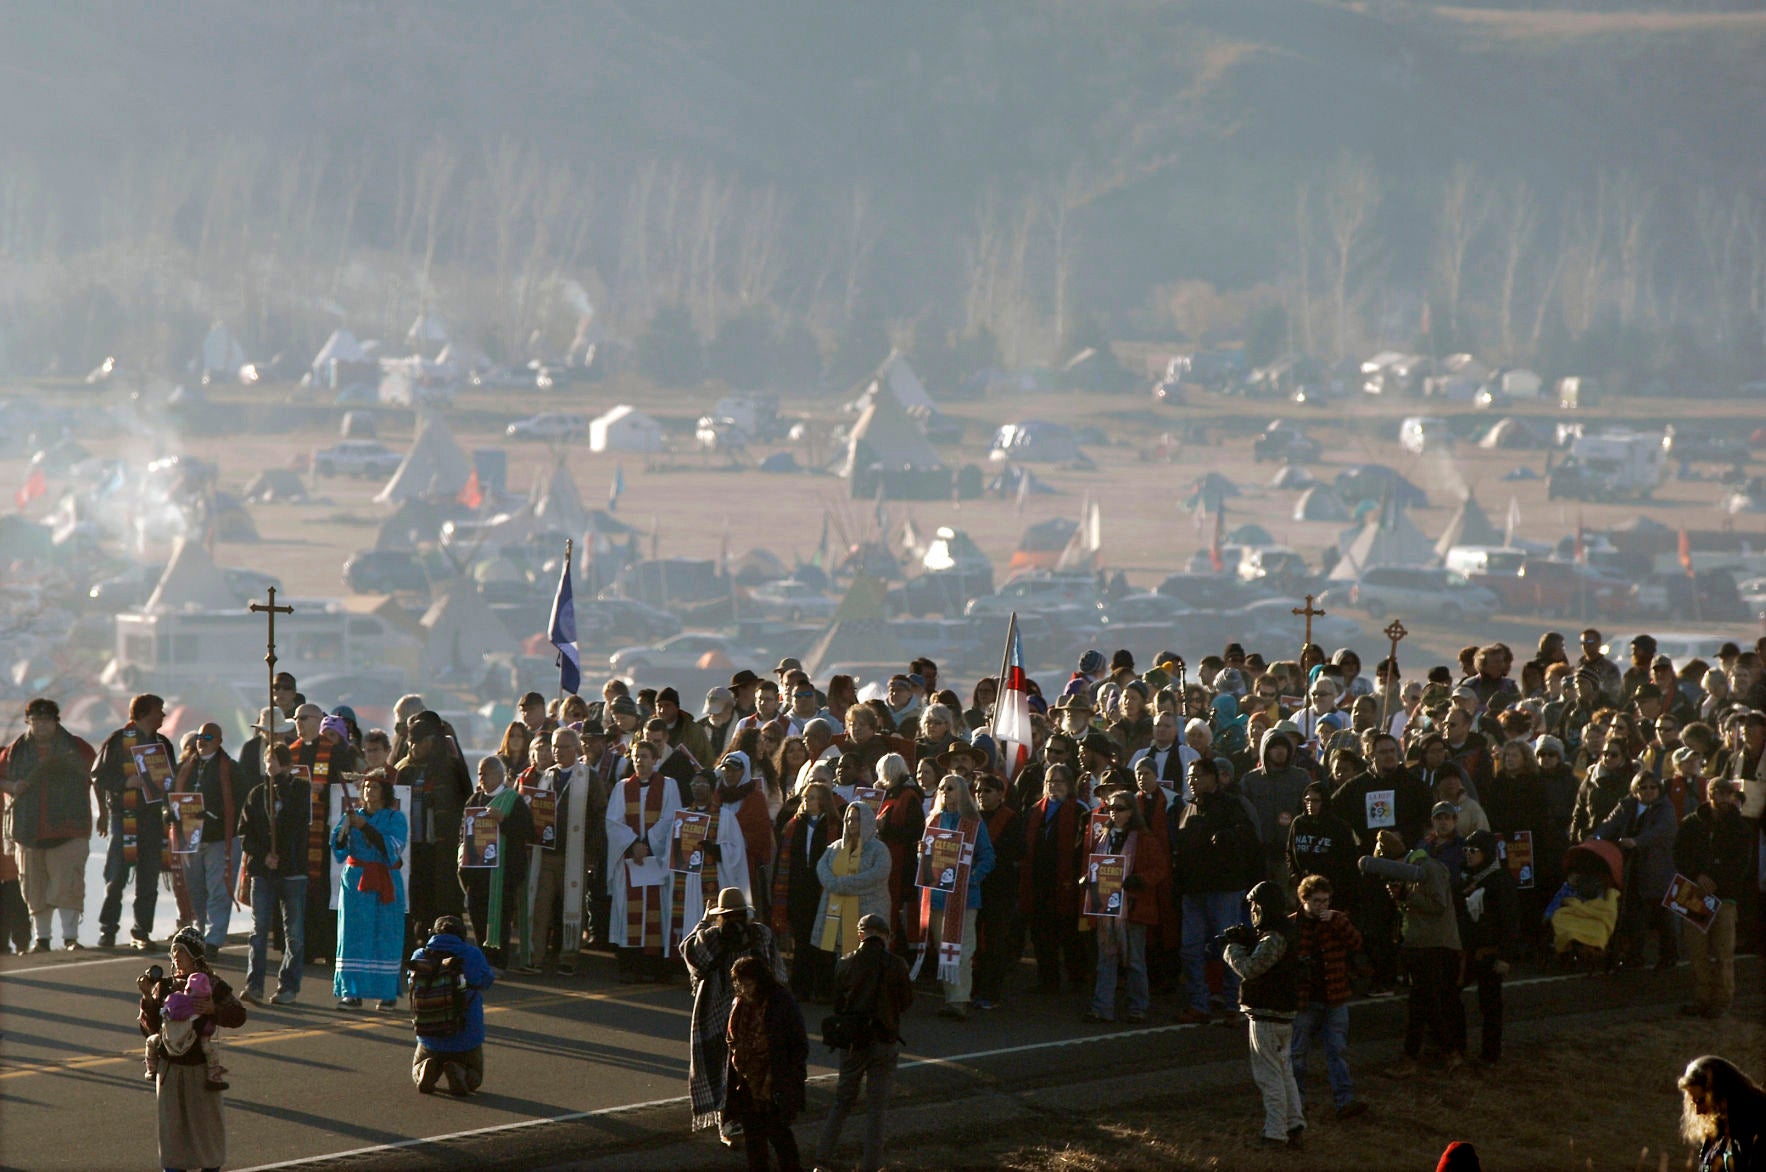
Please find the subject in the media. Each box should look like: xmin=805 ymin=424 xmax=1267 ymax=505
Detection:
xmin=559 ymin=537 xmax=573 ymax=706
xmin=987 ymin=611 xmax=1017 ymax=752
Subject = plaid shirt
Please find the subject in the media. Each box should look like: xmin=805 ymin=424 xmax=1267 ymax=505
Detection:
xmin=1292 ymin=909 xmax=1362 ymax=1009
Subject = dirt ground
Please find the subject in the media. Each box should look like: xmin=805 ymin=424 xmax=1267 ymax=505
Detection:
xmin=4 ymin=376 xmax=1762 ymax=674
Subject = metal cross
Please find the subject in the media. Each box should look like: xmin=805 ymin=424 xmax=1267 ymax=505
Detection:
xmin=1171 ymin=655 xmax=1187 ymax=694
xmin=1292 ymin=593 xmax=1326 ymax=653
xmin=248 ymin=587 xmax=294 ymax=726
xmin=1379 ymin=618 xmax=1408 ymax=731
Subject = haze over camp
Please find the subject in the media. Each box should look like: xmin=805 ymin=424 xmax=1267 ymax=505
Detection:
xmin=0 ymin=5 xmax=1763 ymax=1172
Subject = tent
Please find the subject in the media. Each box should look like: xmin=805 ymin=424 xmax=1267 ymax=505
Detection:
xmin=1433 ymin=493 xmax=1503 ymax=558
xmin=530 ymin=459 xmax=586 ymax=533
xmin=800 ymin=576 xmax=908 ymax=677
xmin=375 ymin=412 xmax=473 ymax=503
xmin=243 ymin=468 xmax=309 ymax=503
xmin=406 ymin=312 xmax=450 ymax=355
xmin=1335 ymin=465 xmax=1428 ymax=510
xmin=375 ymin=498 xmax=456 ymax=549
xmin=866 ymin=350 xmax=937 ymax=415
xmin=1270 ymin=463 xmax=1315 ymax=489
xmin=1478 ymin=418 xmax=1544 ymax=450
xmin=436 ymin=341 xmax=492 ymax=373
xmin=836 ymin=385 xmax=945 ymax=481
xmin=418 ymin=582 xmax=512 ymax=675
xmin=144 ymin=537 xmax=241 ymax=612
xmin=1226 ymin=523 xmax=1275 ymax=547
xmin=1293 ymin=486 xmax=1350 ymax=522
xmin=198 ymin=322 xmax=247 ymax=377
xmin=989 ymin=420 xmax=1084 ymax=464
xmin=311 ymin=328 xmax=367 ymax=374
xmin=590 ymin=405 xmax=665 ymax=453
xmin=1329 ymin=509 xmax=1439 ymax=580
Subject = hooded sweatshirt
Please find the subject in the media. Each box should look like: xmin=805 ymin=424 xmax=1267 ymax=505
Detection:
xmin=814 ymin=801 xmax=892 ymax=951
xmin=411 ymin=930 xmax=496 ymax=1052
xmin=1241 ymin=730 xmax=1312 ymax=863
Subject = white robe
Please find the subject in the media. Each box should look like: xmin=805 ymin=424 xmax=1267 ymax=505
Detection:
xmin=604 ymin=775 xmax=681 ymax=949
xmin=525 ymin=761 xmax=593 ymax=948
xmin=670 ymin=798 xmax=750 ymax=948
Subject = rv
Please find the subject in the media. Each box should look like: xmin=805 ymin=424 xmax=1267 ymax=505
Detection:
xmin=112 ymin=602 xmax=415 ymax=693
xmin=1548 ymin=430 xmax=1666 ymax=501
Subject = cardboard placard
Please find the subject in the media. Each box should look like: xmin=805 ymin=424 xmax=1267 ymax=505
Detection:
xmin=916 ymin=827 xmax=963 ymax=893
xmin=853 ymin=786 xmax=885 ymax=817
xmin=1499 ymin=830 xmax=1535 ymax=891
xmin=131 ymin=743 xmax=172 ymax=804
xmin=460 ymin=807 xmax=500 ymax=869
xmin=167 ymin=793 xmax=205 ymax=853
xmin=670 ymin=809 xmax=712 ymax=874
xmin=1662 ymin=873 xmax=1720 ymax=933
xmin=1084 ymin=852 xmax=1128 ymax=918
xmin=520 ymin=785 xmax=558 ymax=851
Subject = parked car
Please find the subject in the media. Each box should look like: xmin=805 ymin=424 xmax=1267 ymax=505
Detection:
xmin=1328 ymin=566 xmax=1499 ymax=623
xmin=1473 ymin=559 xmax=1636 ymax=620
xmin=743 ymin=579 xmax=837 ymax=622
xmin=1155 ymin=573 xmax=1275 ymax=610
xmin=608 ymin=632 xmax=749 ymax=675
xmin=1251 ymin=422 xmax=1322 ymax=463
xmin=342 ymin=549 xmax=432 ymax=595
xmin=506 ymin=412 xmax=587 ymax=441
xmin=964 ymin=572 xmax=1106 ymax=618
xmin=1102 ymin=592 xmax=1196 ymax=627
xmin=577 ymin=598 xmax=684 ymax=646
xmin=313 ymin=440 xmax=403 ymax=478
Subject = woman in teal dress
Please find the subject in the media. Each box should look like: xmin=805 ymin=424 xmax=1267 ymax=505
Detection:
xmin=332 ymin=771 xmax=408 ymax=1008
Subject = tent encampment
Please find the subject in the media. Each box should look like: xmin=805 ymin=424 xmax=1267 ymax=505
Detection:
xmin=590 ymin=405 xmax=665 ymax=453
xmin=837 ymin=384 xmax=948 ymax=498
xmin=1293 ymin=486 xmax=1349 ymax=522
xmin=989 ymin=420 xmax=1085 ymax=464
xmin=1183 ymin=472 xmax=1241 ymax=513
xmin=1329 ymin=509 xmax=1439 ymax=580
xmin=311 ymin=328 xmax=367 ymax=377
xmin=531 ymin=459 xmax=587 ymax=533
xmin=243 ymin=469 xmax=310 ymax=503
xmin=375 ymin=412 xmax=473 ymax=503
xmin=800 ymin=575 xmax=908 ymax=678
xmin=144 ymin=537 xmax=242 ymax=612
xmin=1335 ymin=465 xmax=1428 ymax=510
xmin=1434 ymin=493 xmax=1504 ymax=558
xmin=1478 ymin=418 xmax=1545 ymax=450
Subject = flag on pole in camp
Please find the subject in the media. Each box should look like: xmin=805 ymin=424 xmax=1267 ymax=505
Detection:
xmin=1208 ymin=501 xmax=1226 ymax=572
xmin=548 ymin=552 xmax=580 ymax=696
xmin=1678 ymin=528 xmax=1695 ymax=577
xmin=457 ymin=468 xmax=483 ymax=510
xmin=1503 ymin=494 xmax=1522 ymax=547
xmin=609 ymin=464 xmax=625 ymax=510
xmin=14 ymin=466 xmax=45 ymax=511
xmin=989 ymin=613 xmax=1033 ymax=782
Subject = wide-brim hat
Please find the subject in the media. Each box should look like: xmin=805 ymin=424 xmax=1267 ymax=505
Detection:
xmin=937 ymin=742 xmax=989 ymax=772
xmin=707 ymin=886 xmax=750 ymax=917
xmin=252 ymin=707 xmax=290 ymax=735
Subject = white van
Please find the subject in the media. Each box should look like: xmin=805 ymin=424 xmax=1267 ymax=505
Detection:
xmin=1400 ymin=416 xmax=1453 ymax=455
xmin=1443 ymin=546 xmax=1527 ymax=579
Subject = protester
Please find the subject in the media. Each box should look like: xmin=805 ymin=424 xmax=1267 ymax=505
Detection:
xmin=410 ymin=914 xmax=496 ymax=1095
xmin=913 ymin=774 xmax=994 ymax=1021
xmin=458 ymin=755 xmax=534 ymax=970
xmin=1082 ymin=791 xmax=1166 ymax=1025
xmin=775 ymin=779 xmax=838 ymax=1001
xmin=724 ymin=953 xmax=809 ymax=1171
xmin=682 ymin=886 xmax=784 ymax=1145
xmin=1289 ymin=875 xmax=1366 ymax=1119
xmin=137 ymin=927 xmax=248 ymax=1171
xmin=1371 ymin=830 xmax=1466 ymax=1073
xmin=331 ymin=771 xmax=407 ymax=1010
xmin=290 ymin=705 xmax=361 ymax=964
xmin=1171 ymin=756 xmax=1262 ymax=1024
xmin=814 ymin=801 xmax=891 ymax=961
xmin=972 ymin=772 xmax=1025 ymax=1009
xmin=396 ymin=711 xmax=474 ymax=942
xmin=1223 ymin=881 xmax=1305 ymax=1150
xmin=1591 ymin=771 xmax=1678 ymax=969
xmin=0 ymin=698 xmax=97 ymax=952
xmin=815 ymin=912 xmax=913 ymax=1172
xmin=169 ymin=721 xmax=245 ymax=956
xmin=606 ymin=739 xmax=682 ymax=982
xmin=240 ymin=743 xmax=312 ymax=1005
xmin=1673 ymin=778 xmax=1755 ymax=1019
xmin=93 ymin=694 xmax=176 ymax=950
xmin=1678 ymin=1055 xmax=1766 ymax=1171
xmin=1456 ymin=829 xmax=1518 ymax=1065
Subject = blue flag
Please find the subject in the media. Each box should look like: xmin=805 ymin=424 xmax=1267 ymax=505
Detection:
xmin=609 ymin=464 xmax=625 ymax=511
xmin=548 ymin=555 xmax=580 ymax=696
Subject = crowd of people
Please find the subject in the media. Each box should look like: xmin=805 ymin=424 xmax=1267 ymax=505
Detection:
xmin=2 ymin=626 xmax=1763 ymax=1167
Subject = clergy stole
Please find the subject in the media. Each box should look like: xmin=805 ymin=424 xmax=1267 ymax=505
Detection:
xmin=623 ymin=778 xmax=668 ymax=955
xmin=296 ymin=740 xmax=334 ymax=884
xmin=481 ymin=786 xmax=523 ymax=949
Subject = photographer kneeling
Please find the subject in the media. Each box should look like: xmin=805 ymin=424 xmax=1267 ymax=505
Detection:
xmin=1221 ymin=881 xmax=1305 ymax=1150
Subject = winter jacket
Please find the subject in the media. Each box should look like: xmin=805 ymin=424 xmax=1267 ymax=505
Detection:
xmin=832 ymin=934 xmax=913 ymax=1044
xmin=1457 ymin=861 xmax=1520 ymax=962
xmin=1241 ymin=731 xmax=1312 ymax=865
xmin=1292 ymin=908 xmax=1363 ymax=1009
xmin=1592 ymin=794 xmax=1677 ymax=902
xmin=1285 ymin=810 xmax=1362 ymax=903
xmin=239 ymin=773 xmax=316 ymax=878
xmin=1170 ymin=790 xmax=1262 ymax=896
xmin=1396 ymin=853 xmax=1461 ymax=951
xmin=814 ymin=803 xmax=893 ymax=932
xmin=1570 ymin=763 xmax=1639 ymax=843
xmin=1330 ymin=766 xmax=1433 ymax=845
xmin=1673 ymin=803 xmax=1758 ymax=901
xmin=411 ymin=929 xmax=496 ymax=1053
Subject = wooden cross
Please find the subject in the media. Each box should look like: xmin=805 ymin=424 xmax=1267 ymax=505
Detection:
xmin=1379 ymin=618 xmax=1408 ymax=731
xmin=1170 ymin=654 xmax=1187 ymax=694
xmin=248 ymin=587 xmax=293 ymax=727
xmin=1292 ymin=593 xmax=1326 ymax=653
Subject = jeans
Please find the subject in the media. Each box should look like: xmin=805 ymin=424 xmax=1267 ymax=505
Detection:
xmin=100 ymin=809 xmax=162 ymax=939
xmin=180 ymin=842 xmax=238 ymax=951
xmin=247 ymin=874 xmax=307 ymax=996
xmin=1091 ymin=921 xmax=1149 ymax=1019
xmin=1181 ymin=891 xmax=1245 ymax=1013
xmin=1291 ymin=1004 xmax=1354 ymax=1108
xmin=814 ymin=1040 xmax=898 ymax=1172
xmin=412 ymin=1042 xmax=484 ymax=1093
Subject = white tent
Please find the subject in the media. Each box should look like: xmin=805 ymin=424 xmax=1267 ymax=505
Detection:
xmin=406 ymin=312 xmax=450 ymax=353
xmin=418 ymin=581 xmax=511 ymax=675
xmin=590 ymin=405 xmax=664 ymax=453
xmin=375 ymin=412 xmax=473 ymax=503
xmin=874 ymin=350 xmax=936 ymax=414
xmin=311 ymin=329 xmax=367 ymax=373
xmin=531 ymin=459 xmax=587 ymax=533
xmin=198 ymin=323 xmax=247 ymax=377
xmin=1433 ymin=493 xmax=1504 ymax=559
xmin=836 ymin=385 xmax=944 ymax=478
xmin=1329 ymin=509 xmax=1439 ymax=580
xmin=144 ymin=537 xmax=240 ymax=612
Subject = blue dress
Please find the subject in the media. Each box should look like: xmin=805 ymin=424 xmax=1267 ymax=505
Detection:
xmin=332 ymin=808 xmax=409 ymax=1001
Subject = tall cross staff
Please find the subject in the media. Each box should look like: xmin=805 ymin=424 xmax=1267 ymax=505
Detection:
xmin=249 ymin=587 xmax=294 ymax=732
xmin=1293 ymin=593 xmax=1326 ymax=744
xmin=1379 ymin=619 xmax=1408 ymax=734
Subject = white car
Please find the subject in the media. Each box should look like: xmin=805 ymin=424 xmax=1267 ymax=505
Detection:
xmin=506 ymin=413 xmax=587 ymax=441
xmin=1737 ymin=576 xmax=1766 ymax=611
xmin=743 ymin=579 xmax=836 ymax=622
xmin=608 ymin=633 xmax=746 ymax=675
xmin=313 ymin=440 xmax=403 ymax=478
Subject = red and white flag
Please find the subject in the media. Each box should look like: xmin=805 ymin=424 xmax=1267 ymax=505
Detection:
xmin=989 ymin=613 xmax=1033 ymax=782
xmin=1208 ymin=501 xmax=1226 ymax=573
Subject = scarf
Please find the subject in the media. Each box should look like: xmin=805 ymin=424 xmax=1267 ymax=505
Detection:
xmin=910 ymin=814 xmax=980 ymax=983
xmin=479 ymin=786 xmax=522 ymax=946
xmin=817 ymin=836 xmax=864 ymax=954
xmin=292 ymin=738 xmax=334 ymax=881
xmin=622 ymin=776 xmax=667 ymax=954
xmin=769 ymin=813 xmax=804 ymax=952
xmin=118 ymin=726 xmax=150 ymax=865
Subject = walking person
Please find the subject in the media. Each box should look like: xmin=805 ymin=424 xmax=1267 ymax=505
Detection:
xmin=94 ymin=694 xmax=176 ymax=949
xmin=1289 ymin=875 xmax=1367 ymax=1120
xmin=0 ymin=697 xmax=97 ymax=952
xmin=239 ymin=744 xmax=312 ymax=1005
xmin=170 ymin=722 xmax=245 ymax=957
xmin=681 ymin=887 xmax=784 ymax=1147
xmin=137 ymin=927 xmax=248 ymax=1172
xmin=814 ymin=913 xmax=913 ymax=1172
xmin=725 ymin=954 xmax=809 ymax=1171
xmin=1222 ymin=881 xmax=1306 ymax=1150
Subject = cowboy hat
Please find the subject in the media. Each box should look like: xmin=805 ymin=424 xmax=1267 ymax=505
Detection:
xmin=707 ymin=887 xmax=750 ymax=917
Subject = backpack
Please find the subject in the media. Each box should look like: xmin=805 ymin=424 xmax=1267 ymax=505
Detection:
xmin=408 ymin=948 xmax=467 ymax=1037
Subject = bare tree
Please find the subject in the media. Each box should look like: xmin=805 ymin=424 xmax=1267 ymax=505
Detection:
xmin=1293 ymin=183 xmax=1315 ymax=356
xmin=1434 ymin=162 xmax=1491 ymax=344
xmin=1496 ymin=179 xmax=1537 ymax=361
xmin=1323 ymin=154 xmax=1379 ymax=362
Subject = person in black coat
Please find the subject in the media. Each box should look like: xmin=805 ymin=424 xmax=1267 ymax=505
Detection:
xmin=972 ymin=774 xmax=1024 ymax=1008
xmin=725 ymin=954 xmax=808 ymax=1171
xmin=1673 ymin=779 xmax=1758 ymax=1019
xmin=237 ymin=744 xmax=315 ymax=1004
xmin=1286 ymin=782 xmax=1362 ymax=914
xmin=457 ymin=756 xmax=534 ymax=970
xmin=779 ymin=782 xmax=838 ymax=1001
xmin=1170 ymin=757 xmax=1263 ymax=1024
xmin=1329 ymin=735 xmax=1430 ymax=995
xmin=1457 ymin=830 xmax=1519 ymax=1064
xmin=814 ymin=913 xmax=914 ymax=1171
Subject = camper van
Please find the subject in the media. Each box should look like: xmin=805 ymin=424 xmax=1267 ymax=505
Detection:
xmin=1548 ymin=430 xmax=1667 ymax=501
xmin=112 ymin=603 xmax=413 ymax=693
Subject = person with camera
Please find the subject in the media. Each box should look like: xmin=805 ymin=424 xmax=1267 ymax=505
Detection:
xmin=1364 ymin=830 xmax=1466 ymax=1074
xmin=410 ymin=914 xmax=496 ymax=1095
xmin=136 ymin=926 xmax=247 ymax=1171
xmin=814 ymin=912 xmax=913 ymax=1172
xmin=1222 ymin=881 xmax=1306 ymax=1150
xmin=239 ymin=743 xmax=315 ymax=1006
xmin=681 ymin=887 xmax=784 ymax=1146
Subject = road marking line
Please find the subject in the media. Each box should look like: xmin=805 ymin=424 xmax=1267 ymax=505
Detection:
xmin=0 ymin=954 xmax=151 ymax=977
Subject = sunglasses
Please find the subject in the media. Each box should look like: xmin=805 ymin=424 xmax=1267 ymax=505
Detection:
xmin=197 ymin=734 xmax=216 ymax=742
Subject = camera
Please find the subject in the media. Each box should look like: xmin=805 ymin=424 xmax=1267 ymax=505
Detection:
xmin=144 ymin=964 xmax=165 ymax=983
xmin=1214 ymin=924 xmax=1258 ymax=949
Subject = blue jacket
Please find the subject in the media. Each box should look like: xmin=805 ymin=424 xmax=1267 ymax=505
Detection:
xmin=411 ymin=931 xmax=495 ymax=1052
xmin=928 ymin=810 xmax=994 ymax=912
